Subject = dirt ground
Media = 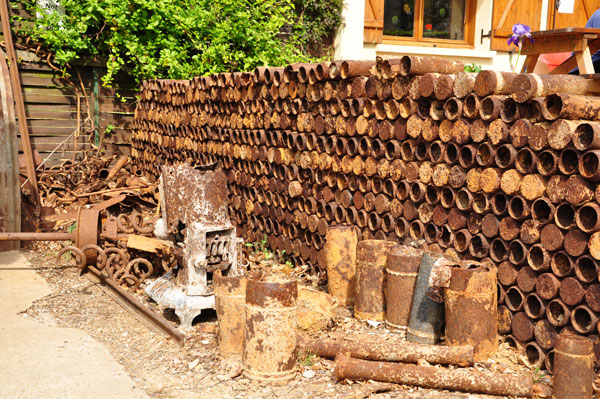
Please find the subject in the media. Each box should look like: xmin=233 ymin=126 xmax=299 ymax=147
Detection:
xmin=21 ymin=245 xmax=542 ymax=399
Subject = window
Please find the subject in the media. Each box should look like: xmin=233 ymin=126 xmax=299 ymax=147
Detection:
xmin=379 ymin=0 xmax=475 ymax=45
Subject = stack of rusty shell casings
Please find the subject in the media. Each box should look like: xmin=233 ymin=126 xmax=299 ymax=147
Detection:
xmin=243 ymin=274 xmax=298 ymax=385
xmin=132 ymin=59 xmax=600 ymax=372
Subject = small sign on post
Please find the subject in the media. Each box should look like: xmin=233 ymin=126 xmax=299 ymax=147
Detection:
xmin=36 ymin=0 xmax=65 ymax=29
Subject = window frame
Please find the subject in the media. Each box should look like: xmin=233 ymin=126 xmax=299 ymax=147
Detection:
xmin=381 ymin=0 xmax=478 ymax=48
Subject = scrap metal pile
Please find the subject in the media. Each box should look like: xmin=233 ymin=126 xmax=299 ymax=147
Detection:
xmin=13 ymin=150 xmax=167 ymax=290
xmin=131 ymin=55 xmax=600 ymax=378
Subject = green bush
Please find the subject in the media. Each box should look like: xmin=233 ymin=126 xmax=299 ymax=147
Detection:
xmin=294 ymin=0 xmax=343 ymax=55
xmin=15 ymin=0 xmax=329 ymax=85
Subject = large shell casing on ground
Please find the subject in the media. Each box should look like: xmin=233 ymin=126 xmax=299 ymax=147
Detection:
xmin=214 ymin=273 xmax=247 ymax=357
xmin=297 ymin=335 xmax=473 ymax=366
xmin=243 ymin=275 xmax=298 ymax=385
xmin=354 ymin=239 xmax=396 ymax=321
xmin=407 ymin=252 xmax=445 ymax=344
xmin=324 ymin=225 xmax=357 ymax=306
xmin=553 ymin=333 xmax=594 ymax=399
xmin=333 ymin=353 xmax=533 ymax=397
xmin=444 ymin=264 xmax=498 ymax=361
xmin=385 ymin=244 xmax=424 ymax=333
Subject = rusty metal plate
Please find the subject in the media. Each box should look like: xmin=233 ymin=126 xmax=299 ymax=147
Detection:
xmin=159 ymin=163 xmax=230 ymax=233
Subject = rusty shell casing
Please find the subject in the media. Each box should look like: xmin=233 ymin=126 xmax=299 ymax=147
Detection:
xmin=407 ymin=252 xmax=445 ymax=344
xmin=400 ymin=55 xmax=465 ymax=77
xmin=553 ymin=333 xmax=594 ymax=399
xmin=214 ymin=274 xmax=247 ymax=357
xmin=354 ymin=239 xmax=396 ymax=321
xmin=297 ymin=334 xmax=473 ymax=366
xmin=324 ymin=225 xmax=358 ymax=306
xmin=444 ymin=264 xmax=498 ymax=361
xmin=243 ymin=276 xmax=298 ymax=385
xmin=385 ymin=244 xmax=424 ymax=333
xmin=333 ymin=353 xmax=533 ymax=397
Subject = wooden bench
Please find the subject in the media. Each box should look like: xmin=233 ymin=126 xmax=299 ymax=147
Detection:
xmin=521 ymin=28 xmax=600 ymax=74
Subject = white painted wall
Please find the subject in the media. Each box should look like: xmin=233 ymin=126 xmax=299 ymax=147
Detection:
xmin=333 ymin=0 xmax=550 ymax=72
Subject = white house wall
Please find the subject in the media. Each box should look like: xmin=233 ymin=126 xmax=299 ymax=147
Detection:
xmin=334 ymin=0 xmax=552 ymax=72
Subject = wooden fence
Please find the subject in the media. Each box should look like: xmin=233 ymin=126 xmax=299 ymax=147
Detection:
xmin=14 ymin=59 xmax=136 ymax=167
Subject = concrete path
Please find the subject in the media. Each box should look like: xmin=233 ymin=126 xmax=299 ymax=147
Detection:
xmin=0 ymin=250 xmax=149 ymax=399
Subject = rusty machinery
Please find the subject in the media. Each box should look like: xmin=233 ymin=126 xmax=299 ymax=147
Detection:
xmin=145 ymin=163 xmax=244 ymax=328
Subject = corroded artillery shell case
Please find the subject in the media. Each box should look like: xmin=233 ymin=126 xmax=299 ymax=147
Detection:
xmin=243 ymin=275 xmax=298 ymax=385
xmin=214 ymin=273 xmax=247 ymax=357
xmin=444 ymin=264 xmax=498 ymax=361
xmin=407 ymin=252 xmax=445 ymax=344
xmin=333 ymin=353 xmax=533 ymax=397
xmin=354 ymin=239 xmax=396 ymax=321
xmin=324 ymin=225 xmax=357 ymax=306
xmin=553 ymin=333 xmax=594 ymax=399
xmin=385 ymin=244 xmax=424 ymax=334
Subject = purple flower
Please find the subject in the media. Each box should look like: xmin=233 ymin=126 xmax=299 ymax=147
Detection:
xmin=507 ymin=23 xmax=533 ymax=46
xmin=507 ymin=35 xmax=521 ymax=46
xmin=512 ymin=23 xmax=531 ymax=36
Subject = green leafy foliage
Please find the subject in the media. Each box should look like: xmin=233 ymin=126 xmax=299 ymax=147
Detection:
xmin=463 ymin=63 xmax=482 ymax=73
xmin=293 ymin=0 xmax=343 ymax=54
xmin=14 ymin=0 xmax=325 ymax=85
xmin=296 ymin=349 xmax=316 ymax=367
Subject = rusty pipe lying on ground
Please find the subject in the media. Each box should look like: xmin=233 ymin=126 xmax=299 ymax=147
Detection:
xmin=333 ymin=353 xmax=535 ymax=397
xmin=0 ymin=232 xmax=73 ymax=241
xmin=297 ymin=335 xmax=474 ymax=366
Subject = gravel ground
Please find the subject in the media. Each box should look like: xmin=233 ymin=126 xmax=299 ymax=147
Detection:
xmin=21 ymin=245 xmax=542 ymax=399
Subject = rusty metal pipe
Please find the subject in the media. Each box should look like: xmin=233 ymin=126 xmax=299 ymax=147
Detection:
xmin=558 ymin=147 xmax=579 ymax=175
xmin=531 ymin=197 xmax=555 ymax=225
xmin=521 ymin=342 xmax=545 ymax=370
xmin=576 ymin=202 xmax=600 ymax=233
xmin=579 ymin=150 xmax=600 ymax=181
xmin=340 ymin=60 xmax=376 ymax=79
xmin=553 ymin=334 xmax=595 ymax=399
xmin=0 ymin=232 xmax=73 ymax=241
xmin=333 ymin=353 xmax=534 ymax=397
xmin=474 ymin=70 xmax=519 ymax=97
xmin=463 ymin=93 xmax=481 ymax=118
xmin=354 ymin=240 xmax=396 ymax=321
xmin=511 ymin=73 xmax=590 ymax=102
xmin=508 ymin=195 xmax=530 ymax=221
xmin=536 ymin=272 xmax=561 ymax=300
xmin=506 ymin=286 xmax=525 ymax=312
xmin=399 ymin=55 xmax=464 ymax=77
xmin=552 ymin=251 xmax=575 ymax=278
xmin=575 ymin=255 xmax=597 ymax=284
xmin=573 ymin=122 xmax=600 ymax=150
xmin=298 ymin=332 xmax=474 ymax=367
xmin=243 ymin=275 xmax=298 ymax=385
xmin=480 ymin=95 xmax=505 ymax=121
xmin=542 ymin=93 xmax=600 ymax=120
xmin=524 ymin=293 xmax=546 ymax=320
xmin=444 ymin=264 xmax=498 ymax=361
xmin=106 ymin=155 xmax=129 ymax=181
xmin=527 ymin=244 xmax=551 ymax=272
xmin=571 ymin=305 xmax=599 ymax=334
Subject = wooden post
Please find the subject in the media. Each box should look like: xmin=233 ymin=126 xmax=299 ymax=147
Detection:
xmin=0 ymin=0 xmax=39 ymax=206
